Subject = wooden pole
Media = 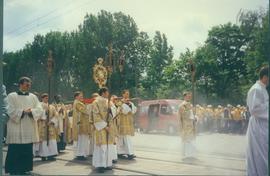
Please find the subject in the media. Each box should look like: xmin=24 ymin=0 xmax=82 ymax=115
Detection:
xmin=47 ymin=51 xmax=54 ymax=146
xmin=106 ymin=43 xmax=113 ymax=166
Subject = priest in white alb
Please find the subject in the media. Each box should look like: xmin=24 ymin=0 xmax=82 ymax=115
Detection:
xmin=246 ymin=66 xmax=269 ymax=176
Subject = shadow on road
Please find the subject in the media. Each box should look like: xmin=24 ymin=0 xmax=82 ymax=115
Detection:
xmin=89 ymin=169 xmax=116 ymax=175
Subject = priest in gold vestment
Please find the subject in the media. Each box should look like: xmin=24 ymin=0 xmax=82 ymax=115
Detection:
xmin=39 ymin=93 xmax=59 ymax=161
xmin=178 ymin=92 xmax=197 ymax=160
xmin=72 ymin=91 xmax=90 ymax=160
xmin=117 ymin=90 xmax=137 ymax=160
xmin=92 ymin=88 xmax=115 ymax=173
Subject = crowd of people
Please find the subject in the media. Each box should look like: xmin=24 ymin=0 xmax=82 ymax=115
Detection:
xmin=195 ymin=104 xmax=250 ymax=134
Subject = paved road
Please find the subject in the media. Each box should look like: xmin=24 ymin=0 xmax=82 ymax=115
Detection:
xmin=2 ymin=133 xmax=247 ymax=175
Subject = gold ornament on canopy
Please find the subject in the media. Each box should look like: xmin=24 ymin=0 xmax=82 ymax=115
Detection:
xmin=119 ymin=50 xmax=125 ymax=73
xmin=93 ymin=57 xmax=108 ymax=88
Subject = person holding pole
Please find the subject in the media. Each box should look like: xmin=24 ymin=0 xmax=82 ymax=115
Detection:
xmin=92 ymin=87 xmax=115 ymax=173
xmin=38 ymin=93 xmax=59 ymax=161
xmin=117 ymin=89 xmax=137 ymax=160
xmin=178 ymin=91 xmax=197 ymax=162
xmin=53 ymin=95 xmax=67 ymax=152
xmin=72 ymin=91 xmax=90 ymax=160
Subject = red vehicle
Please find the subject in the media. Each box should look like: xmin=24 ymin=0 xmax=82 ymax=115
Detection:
xmin=136 ymin=99 xmax=183 ymax=135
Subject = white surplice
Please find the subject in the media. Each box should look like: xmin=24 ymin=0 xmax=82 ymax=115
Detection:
xmin=6 ymin=92 xmax=43 ymax=144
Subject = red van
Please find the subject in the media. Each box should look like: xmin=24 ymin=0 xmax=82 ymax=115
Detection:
xmin=135 ymin=99 xmax=182 ymax=135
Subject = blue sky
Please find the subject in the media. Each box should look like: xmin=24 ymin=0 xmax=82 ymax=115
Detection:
xmin=4 ymin=0 xmax=269 ymax=57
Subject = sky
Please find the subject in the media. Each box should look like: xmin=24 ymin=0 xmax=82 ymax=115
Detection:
xmin=4 ymin=0 xmax=269 ymax=57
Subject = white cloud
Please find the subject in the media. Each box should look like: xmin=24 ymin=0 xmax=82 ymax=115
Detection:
xmin=4 ymin=0 xmax=269 ymax=57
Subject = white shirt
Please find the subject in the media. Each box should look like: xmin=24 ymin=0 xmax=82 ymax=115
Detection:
xmin=122 ymin=102 xmax=137 ymax=115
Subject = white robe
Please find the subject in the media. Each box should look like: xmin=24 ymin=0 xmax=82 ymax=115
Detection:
xmin=92 ymin=119 xmax=113 ymax=168
xmin=39 ymin=140 xmax=58 ymax=157
xmin=111 ymin=104 xmax=119 ymax=160
xmin=182 ymin=140 xmax=196 ymax=158
xmin=74 ymin=135 xmax=90 ymax=157
xmin=6 ymin=92 xmax=43 ymax=144
xmin=112 ymin=144 xmax=118 ymax=160
xmin=89 ymin=137 xmax=95 ymax=156
xmin=117 ymin=135 xmax=134 ymax=155
xmin=93 ymin=144 xmax=114 ymax=167
xmin=33 ymin=143 xmax=40 ymax=157
xmin=246 ymin=81 xmax=269 ymax=176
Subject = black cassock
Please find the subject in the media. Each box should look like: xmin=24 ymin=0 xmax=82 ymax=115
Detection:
xmin=5 ymin=143 xmax=33 ymax=174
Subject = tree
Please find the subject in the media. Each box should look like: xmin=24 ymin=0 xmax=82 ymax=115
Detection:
xmin=238 ymin=9 xmax=269 ymax=82
xmin=143 ymin=31 xmax=173 ymax=98
xmin=3 ymin=10 xmax=152 ymax=100
xmin=4 ymin=8 xmax=268 ymax=104
xmin=200 ymin=23 xmax=247 ymax=103
xmin=161 ymin=49 xmax=194 ymax=98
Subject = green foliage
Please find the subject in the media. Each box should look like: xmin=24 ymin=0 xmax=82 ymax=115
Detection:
xmin=3 ymin=8 xmax=269 ymax=104
xmin=4 ymin=10 xmax=150 ymax=100
xmin=142 ymin=31 xmax=174 ymax=98
xmin=162 ymin=8 xmax=269 ymax=105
